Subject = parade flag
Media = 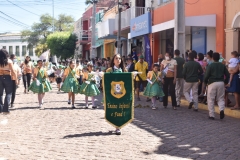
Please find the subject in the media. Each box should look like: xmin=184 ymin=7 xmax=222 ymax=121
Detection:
xmin=144 ymin=34 xmax=152 ymax=70
xmin=103 ymin=73 xmax=134 ymax=128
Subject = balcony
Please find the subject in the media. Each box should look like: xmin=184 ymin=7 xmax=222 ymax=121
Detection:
xmin=114 ymin=7 xmax=148 ymax=31
xmin=77 ymin=30 xmax=91 ymax=45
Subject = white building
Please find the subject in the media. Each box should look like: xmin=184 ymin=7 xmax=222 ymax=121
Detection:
xmin=73 ymin=18 xmax=83 ymax=58
xmin=0 ymin=33 xmax=38 ymax=61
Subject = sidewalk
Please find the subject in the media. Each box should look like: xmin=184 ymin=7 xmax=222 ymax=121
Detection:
xmin=138 ymin=92 xmax=240 ymax=119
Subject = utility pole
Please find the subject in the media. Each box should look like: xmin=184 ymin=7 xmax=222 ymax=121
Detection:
xmin=52 ymin=0 xmax=54 ymax=32
xmin=117 ymin=0 xmax=122 ymax=55
xmin=90 ymin=0 xmax=97 ymax=59
xmin=174 ymin=0 xmax=185 ymax=56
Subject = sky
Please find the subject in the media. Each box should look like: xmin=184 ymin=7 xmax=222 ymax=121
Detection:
xmin=0 ymin=0 xmax=87 ymax=33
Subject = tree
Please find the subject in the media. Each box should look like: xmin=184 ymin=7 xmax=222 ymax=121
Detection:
xmin=85 ymin=0 xmax=93 ymax=5
xmin=47 ymin=32 xmax=77 ymax=60
xmin=55 ymin=14 xmax=74 ymax=32
xmin=35 ymin=43 xmax=48 ymax=57
xmin=21 ymin=14 xmax=53 ymax=47
xmin=21 ymin=13 xmax=75 ymax=56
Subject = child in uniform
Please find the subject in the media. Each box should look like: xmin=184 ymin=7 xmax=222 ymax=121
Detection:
xmin=61 ymin=60 xmax=80 ymax=109
xmin=143 ymin=64 xmax=165 ymax=110
xmin=29 ymin=60 xmax=52 ymax=110
xmin=79 ymin=62 xmax=100 ymax=109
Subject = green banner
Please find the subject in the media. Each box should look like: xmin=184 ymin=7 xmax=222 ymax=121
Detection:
xmin=103 ymin=73 xmax=134 ymax=128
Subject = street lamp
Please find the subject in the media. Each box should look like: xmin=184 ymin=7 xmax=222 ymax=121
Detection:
xmin=117 ymin=0 xmax=123 ymax=55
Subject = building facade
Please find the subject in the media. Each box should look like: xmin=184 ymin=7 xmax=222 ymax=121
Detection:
xmin=225 ymin=0 xmax=240 ymax=61
xmin=151 ymin=0 xmax=224 ymax=62
xmin=0 ymin=33 xmax=37 ymax=61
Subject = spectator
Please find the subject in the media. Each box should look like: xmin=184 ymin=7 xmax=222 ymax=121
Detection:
xmin=135 ymin=55 xmax=149 ymax=101
xmin=182 ymin=52 xmax=203 ymax=111
xmin=155 ymin=54 xmax=164 ymax=66
xmin=132 ymin=48 xmax=138 ymax=62
xmin=204 ymin=52 xmax=229 ymax=120
xmin=226 ymin=51 xmax=239 ymax=87
xmin=160 ymin=52 xmax=177 ymax=110
xmin=199 ymin=50 xmax=214 ymax=97
xmin=126 ymin=57 xmax=135 ymax=72
xmin=226 ymin=51 xmax=240 ymax=110
xmin=196 ymin=53 xmax=205 ymax=95
xmin=174 ymin=49 xmax=185 ymax=107
xmin=0 ymin=49 xmax=17 ymax=114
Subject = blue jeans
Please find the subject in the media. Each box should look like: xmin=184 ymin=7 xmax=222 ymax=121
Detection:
xmin=0 ymin=75 xmax=13 ymax=112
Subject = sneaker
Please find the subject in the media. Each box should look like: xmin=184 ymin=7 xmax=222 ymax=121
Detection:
xmin=177 ymin=105 xmax=180 ymax=107
xmin=92 ymin=106 xmax=97 ymax=109
xmin=194 ymin=109 xmax=198 ymax=112
xmin=220 ymin=110 xmax=225 ymax=119
xmin=68 ymin=100 xmax=71 ymax=105
xmin=72 ymin=105 xmax=76 ymax=109
xmin=209 ymin=116 xmax=215 ymax=120
xmin=85 ymin=105 xmax=89 ymax=109
xmin=39 ymin=104 xmax=44 ymax=110
xmin=188 ymin=102 xmax=194 ymax=109
xmin=152 ymin=106 xmax=156 ymax=110
xmin=115 ymin=129 xmax=121 ymax=135
xmin=10 ymin=104 xmax=14 ymax=108
xmin=57 ymin=91 xmax=60 ymax=94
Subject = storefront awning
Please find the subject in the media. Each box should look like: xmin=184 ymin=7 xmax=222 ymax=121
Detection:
xmin=152 ymin=14 xmax=216 ymax=33
xmin=98 ymin=34 xmax=127 ymax=40
xmin=92 ymin=43 xmax=102 ymax=49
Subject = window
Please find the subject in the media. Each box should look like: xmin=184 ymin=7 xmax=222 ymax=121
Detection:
xmin=29 ymin=45 xmax=33 ymax=56
xmin=15 ymin=46 xmax=20 ymax=56
xmin=158 ymin=0 xmax=171 ymax=5
xmin=22 ymin=45 xmax=26 ymax=56
xmin=9 ymin=46 xmax=13 ymax=54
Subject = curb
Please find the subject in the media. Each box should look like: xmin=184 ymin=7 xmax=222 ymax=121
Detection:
xmin=138 ymin=92 xmax=240 ymax=119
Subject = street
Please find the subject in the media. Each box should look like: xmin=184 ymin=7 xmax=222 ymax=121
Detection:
xmin=0 ymin=84 xmax=240 ymax=160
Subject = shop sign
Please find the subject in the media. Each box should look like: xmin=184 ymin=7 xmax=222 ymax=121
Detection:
xmin=130 ymin=12 xmax=152 ymax=38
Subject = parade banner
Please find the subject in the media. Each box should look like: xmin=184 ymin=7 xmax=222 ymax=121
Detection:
xmin=144 ymin=34 xmax=152 ymax=70
xmin=103 ymin=73 xmax=134 ymax=128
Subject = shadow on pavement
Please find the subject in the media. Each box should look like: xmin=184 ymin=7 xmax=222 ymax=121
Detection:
xmin=131 ymin=103 xmax=240 ymax=159
xmin=10 ymin=107 xmax=40 ymax=110
xmin=62 ymin=131 xmax=114 ymax=138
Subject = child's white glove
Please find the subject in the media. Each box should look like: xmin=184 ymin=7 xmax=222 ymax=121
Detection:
xmin=147 ymin=79 xmax=153 ymax=84
xmin=36 ymin=79 xmax=41 ymax=86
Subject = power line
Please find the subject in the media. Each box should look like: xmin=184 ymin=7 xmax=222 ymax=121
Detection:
xmin=5 ymin=0 xmax=40 ymax=16
xmin=0 ymin=15 xmax=28 ymax=28
xmin=0 ymin=11 xmax=30 ymax=27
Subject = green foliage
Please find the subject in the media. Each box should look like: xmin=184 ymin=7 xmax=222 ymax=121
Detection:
xmin=55 ymin=14 xmax=74 ymax=32
xmin=85 ymin=0 xmax=93 ymax=5
xmin=35 ymin=43 xmax=48 ymax=57
xmin=21 ymin=13 xmax=75 ymax=49
xmin=47 ymin=32 xmax=77 ymax=60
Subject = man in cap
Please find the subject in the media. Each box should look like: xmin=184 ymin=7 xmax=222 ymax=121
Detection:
xmin=134 ymin=55 xmax=150 ymax=101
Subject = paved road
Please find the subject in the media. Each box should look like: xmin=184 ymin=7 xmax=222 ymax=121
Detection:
xmin=0 ymin=84 xmax=240 ymax=160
